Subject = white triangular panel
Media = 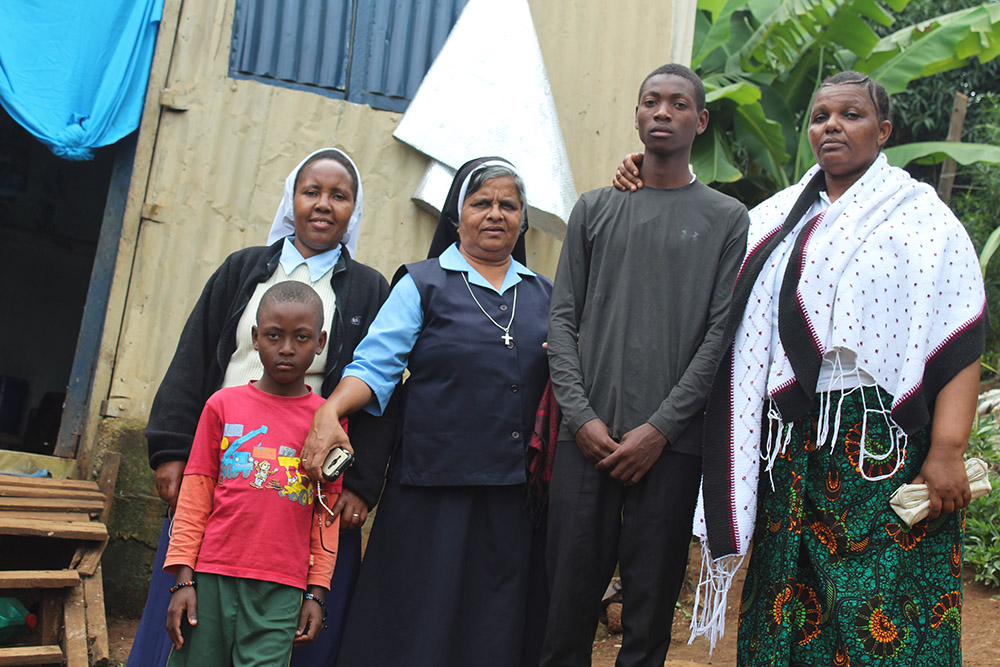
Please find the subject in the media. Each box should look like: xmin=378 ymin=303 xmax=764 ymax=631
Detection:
xmin=393 ymin=0 xmax=576 ymax=239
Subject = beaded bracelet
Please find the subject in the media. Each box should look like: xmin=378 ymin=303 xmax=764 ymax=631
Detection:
xmin=169 ymin=580 xmax=195 ymax=594
xmin=303 ymin=593 xmax=328 ymax=627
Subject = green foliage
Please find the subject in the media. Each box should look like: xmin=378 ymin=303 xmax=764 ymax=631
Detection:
xmin=964 ymin=414 xmax=1000 ymax=588
xmin=981 ymin=226 xmax=1000 ymax=275
xmin=965 ymin=485 xmax=1000 ymax=588
xmin=691 ymin=0 xmax=1000 ymax=371
xmin=948 ymin=93 xmax=1000 ymax=369
xmin=854 ymin=4 xmax=1000 ymax=93
xmin=882 ymin=141 xmax=1000 ymax=168
xmin=690 ymin=0 xmax=1000 ymax=205
xmin=967 ymin=412 xmax=998 ymax=460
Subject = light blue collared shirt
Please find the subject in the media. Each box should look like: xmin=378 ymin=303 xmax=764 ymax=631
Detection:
xmin=344 ymin=243 xmax=536 ymax=415
xmin=280 ymin=237 xmax=342 ymax=282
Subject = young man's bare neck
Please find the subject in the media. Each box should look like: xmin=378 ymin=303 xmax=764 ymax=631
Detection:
xmin=638 ymin=152 xmax=694 ymax=189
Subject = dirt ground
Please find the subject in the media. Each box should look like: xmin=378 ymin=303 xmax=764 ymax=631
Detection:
xmin=107 ymin=543 xmax=1000 ymax=666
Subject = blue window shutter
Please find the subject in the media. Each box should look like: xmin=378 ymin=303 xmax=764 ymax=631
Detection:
xmin=349 ymin=0 xmax=467 ymax=112
xmin=229 ymin=0 xmax=465 ymax=111
xmin=231 ymin=0 xmax=354 ymax=94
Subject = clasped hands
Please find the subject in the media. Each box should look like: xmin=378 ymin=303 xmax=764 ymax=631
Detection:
xmin=575 ymin=418 xmax=666 ymax=485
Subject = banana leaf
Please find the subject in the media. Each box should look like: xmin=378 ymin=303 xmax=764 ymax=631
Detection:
xmin=883 ymin=141 xmax=1000 ymax=167
xmin=980 ymin=224 xmax=1000 ymax=276
xmin=691 ymin=124 xmax=744 ymax=183
xmin=859 ymin=3 xmax=1000 ymax=93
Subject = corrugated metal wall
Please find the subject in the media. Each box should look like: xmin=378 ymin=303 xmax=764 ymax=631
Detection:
xmin=531 ymin=1 xmax=686 ymax=192
xmin=231 ymin=0 xmax=469 ymax=110
xmin=358 ymin=0 xmax=469 ymax=103
xmin=231 ymin=0 xmax=355 ymax=91
xmin=104 ymin=0 xmax=687 ymax=419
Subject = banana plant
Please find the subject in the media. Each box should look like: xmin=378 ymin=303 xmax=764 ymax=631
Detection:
xmin=689 ymin=0 xmax=1000 ymax=202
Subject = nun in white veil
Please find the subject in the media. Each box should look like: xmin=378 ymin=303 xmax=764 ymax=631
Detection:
xmin=135 ymin=147 xmax=398 ymax=667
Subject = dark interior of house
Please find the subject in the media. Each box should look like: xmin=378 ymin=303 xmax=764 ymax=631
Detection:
xmin=0 ymin=109 xmax=115 ymax=456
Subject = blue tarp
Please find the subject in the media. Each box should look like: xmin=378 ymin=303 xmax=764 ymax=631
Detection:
xmin=0 ymin=0 xmax=164 ymax=160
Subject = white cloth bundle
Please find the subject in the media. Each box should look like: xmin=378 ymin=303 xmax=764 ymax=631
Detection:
xmin=889 ymin=458 xmax=993 ymax=526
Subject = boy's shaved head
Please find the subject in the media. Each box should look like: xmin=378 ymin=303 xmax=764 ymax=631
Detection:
xmin=257 ymin=281 xmax=324 ymax=328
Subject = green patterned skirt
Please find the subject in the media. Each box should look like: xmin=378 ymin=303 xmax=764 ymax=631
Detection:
xmin=737 ymin=385 xmax=963 ymax=667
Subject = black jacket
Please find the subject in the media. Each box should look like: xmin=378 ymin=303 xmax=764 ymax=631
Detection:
xmin=144 ymin=240 xmax=398 ymax=508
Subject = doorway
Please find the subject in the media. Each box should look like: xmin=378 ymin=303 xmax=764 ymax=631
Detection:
xmin=0 ymin=108 xmax=117 ymax=458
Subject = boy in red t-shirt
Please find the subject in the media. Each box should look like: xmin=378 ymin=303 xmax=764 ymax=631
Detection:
xmin=164 ymin=281 xmax=346 ymax=665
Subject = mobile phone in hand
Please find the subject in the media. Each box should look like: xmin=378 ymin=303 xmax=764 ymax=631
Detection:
xmin=321 ymin=446 xmax=354 ymax=482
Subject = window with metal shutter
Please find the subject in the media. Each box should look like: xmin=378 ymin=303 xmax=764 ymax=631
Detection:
xmin=229 ymin=0 xmax=468 ymax=112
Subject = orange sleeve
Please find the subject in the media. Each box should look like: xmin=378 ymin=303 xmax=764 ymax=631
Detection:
xmin=164 ymin=474 xmax=215 ymax=574
xmin=304 ymin=416 xmax=347 ymax=588
xmin=307 ymin=493 xmax=339 ymax=589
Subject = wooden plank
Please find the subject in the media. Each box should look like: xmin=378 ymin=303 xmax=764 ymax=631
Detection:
xmin=1 ymin=511 xmax=98 ymax=523
xmin=0 ymin=570 xmax=80 ymax=588
xmin=83 ymin=565 xmax=109 ymax=665
xmin=71 ymin=537 xmax=109 ymax=577
xmin=0 ymin=497 xmax=104 ymax=512
xmin=63 ymin=585 xmax=88 ymax=667
xmin=0 ymin=485 xmax=107 ymax=502
xmin=40 ymin=590 xmax=62 ymax=645
xmin=96 ymin=452 xmax=121 ymax=524
xmin=0 ymin=517 xmax=107 ymax=541
xmin=0 ymin=451 xmax=78 ymax=479
xmin=0 ymin=476 xmax=98 ymax=491
xmin=0 ymin=646 xmax=64 ymax=665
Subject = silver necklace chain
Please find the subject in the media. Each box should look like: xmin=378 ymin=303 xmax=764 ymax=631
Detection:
xmin=462 ymin=273 xmax=517 ymax=348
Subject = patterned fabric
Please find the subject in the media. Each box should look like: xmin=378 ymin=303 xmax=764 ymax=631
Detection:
xmin=737 ymin=386 xmax=963 ymax=667
xmin=526 ymin=379 xmax=560 ymax=523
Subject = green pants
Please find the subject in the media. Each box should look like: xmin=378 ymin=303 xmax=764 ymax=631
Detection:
xmin=166 ymin=573 xmax=301 ymax=667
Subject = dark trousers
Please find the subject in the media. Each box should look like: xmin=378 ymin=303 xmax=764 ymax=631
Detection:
xmin=540 ymin=442 xmax=702 ymax=667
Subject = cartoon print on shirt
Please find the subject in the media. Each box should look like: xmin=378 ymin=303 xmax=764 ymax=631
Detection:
xmin=250 ymin=459 xmax=273 ymax=488
xmin=278 ymin=445 xmax=314 ymax=506
xmin=281 ymin=465 xmax=309 ymax=504
xmin=216 ymin=427 xmax=315 ymax=505
xmin=220 ymin=424 xmax=267 ymax=481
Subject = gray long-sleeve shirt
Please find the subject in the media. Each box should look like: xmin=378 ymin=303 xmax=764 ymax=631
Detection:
xmin=548 ymin=181 xmax=749 ymax=455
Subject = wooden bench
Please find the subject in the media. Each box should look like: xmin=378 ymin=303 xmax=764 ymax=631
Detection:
xmin=0 ymin=453 xmax=119 ymax=666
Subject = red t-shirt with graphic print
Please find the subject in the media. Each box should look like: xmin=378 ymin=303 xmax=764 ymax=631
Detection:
xmin=170 ymin=382 xmax=342 ymax=590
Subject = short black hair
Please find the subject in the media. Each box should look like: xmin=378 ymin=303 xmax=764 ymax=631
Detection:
xmin=817 ymin=71 xmax=891 ymax=123
xmin=257 ymin=281 xmax=324 ymax=329
xmin=294 ymin=149 xmax=359 ymax=199
xmin=638 ymin=63 xmax=706 ymax=111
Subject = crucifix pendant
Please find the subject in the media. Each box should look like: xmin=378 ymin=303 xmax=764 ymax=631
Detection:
xmin=502 ymin=332 xmax=514 ymax=348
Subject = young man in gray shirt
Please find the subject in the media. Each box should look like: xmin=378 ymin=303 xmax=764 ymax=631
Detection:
xmin=542 ymin=63 xmax=749 ymax=666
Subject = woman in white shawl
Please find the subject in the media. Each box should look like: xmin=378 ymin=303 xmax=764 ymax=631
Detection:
xmin=617 ymin=72 xmax=986 ymax=665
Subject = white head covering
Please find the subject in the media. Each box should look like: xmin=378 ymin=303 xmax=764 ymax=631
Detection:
xmin=267 ymin=147 xmax=365 ymax=258
xmin=455 ymin=158 xmax=525 ymax=214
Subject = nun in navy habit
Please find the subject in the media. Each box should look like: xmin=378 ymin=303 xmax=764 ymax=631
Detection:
xmin=301 ymin=157 xmax=552 ymax=666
